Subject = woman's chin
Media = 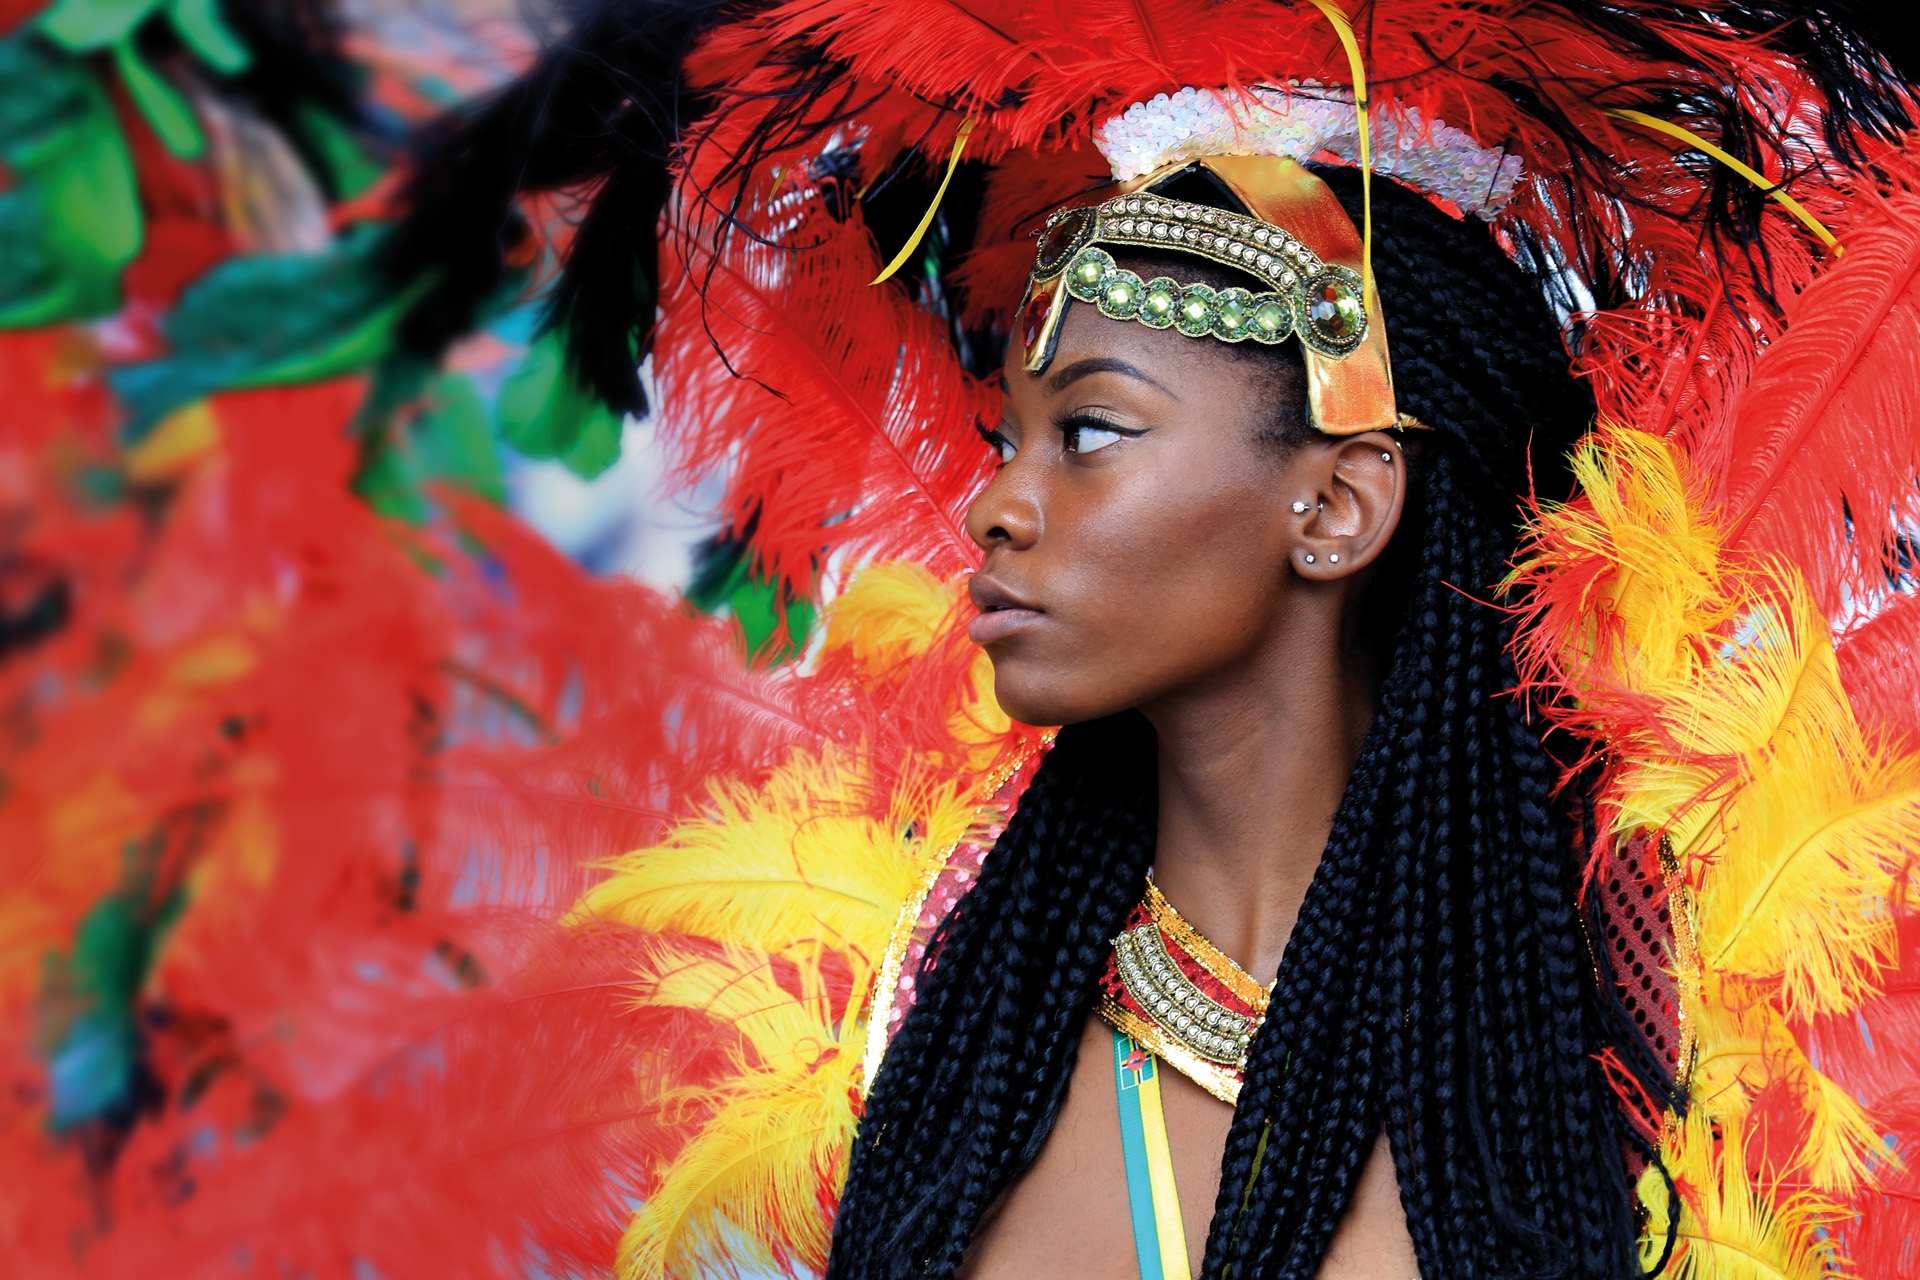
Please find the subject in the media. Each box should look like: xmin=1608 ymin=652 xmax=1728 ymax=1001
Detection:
xmin=990 ymin=667 xmax=1125 ymax=731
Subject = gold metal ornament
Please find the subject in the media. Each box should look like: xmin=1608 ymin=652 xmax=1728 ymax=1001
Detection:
xmin=1014 ymin=156 xmax=1397 ymax=436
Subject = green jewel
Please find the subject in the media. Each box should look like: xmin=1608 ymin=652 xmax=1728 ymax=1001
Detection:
xmin=1098 ymin=271 xmax=1143 ymax=320
xmin=1064 ymin=247 xmax=1115 ymax=302
xmin=1138 ymin=277 xmax=1179 ymax=329
xmin=1212 ymin=288 xmax=1253 ymax=342
xmin=1304 ymin=273 xmax=1365 ymax=347
xmin=1250 ymin=296 xmax=1292 ymax=343
xmin=1175 ymin=284 xmax=1217 ymax=337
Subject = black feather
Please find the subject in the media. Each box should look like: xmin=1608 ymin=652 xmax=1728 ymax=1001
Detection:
xmin=383 ymin=0 xmax=741 ymax=415
xmin=1683 ymin=2 xmax=1919 ymax=160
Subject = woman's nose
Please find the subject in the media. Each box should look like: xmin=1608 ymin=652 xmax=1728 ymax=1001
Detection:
xmin=965 ymin=465 xmax=1040 ymax=552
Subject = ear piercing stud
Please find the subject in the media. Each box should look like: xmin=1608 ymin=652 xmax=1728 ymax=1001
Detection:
xmin=1329 ymin=554 xmax=1340 ymax=564
xmin=1292 ymin=501 xmax=1310 ymax=513
xmin=1304 ymin=554 xmax=1316 ymax=564
xmin=1381 ymin=451 xmax=1392 ymax=462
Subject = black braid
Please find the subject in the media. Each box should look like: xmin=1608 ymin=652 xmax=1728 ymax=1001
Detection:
xmin=829 ymin=713 xmax=1159 ymax=1279
xmin=830 ymin=170 xmax=1638 ymax=1279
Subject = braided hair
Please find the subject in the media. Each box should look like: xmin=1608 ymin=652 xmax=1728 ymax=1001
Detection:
xmin=826 ymin=169 xmax=1641 ymax=1280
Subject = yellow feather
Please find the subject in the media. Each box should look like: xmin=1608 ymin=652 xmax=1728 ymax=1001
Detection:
xmin=584 ymin=562 xmax=1033 ymax=1276
xmin=617 ymin=1049 xmax=859 ymax=1280
xmin=1524 ymin=427 xmax=1913 ymax=1237
xmin=576 ymin=748 xmax=974 ymax=964
xmin=948 ymin=651 xmax=1015 ymax=770
xmin=617 ymin=944 xmax=861 ymax=1280
xmin=1533 ymin=429 xmax=1916 ymax=1012
xmin=1695 ymin=722 xmax=1910 ymax=1020
xmin=821 ymin=561 xmax=956 ymax=671
xmin=1638 ymin=1110 xmax=1844 ymax=1280
xmin=581 ymin=743 xmax=1015 ymax=1272
xmin=1549 ymin=430 xmax=1738 ymax=698
xmin=1616 ymin=580 xmax=1911 ymax=1019
xmin=632 ymin=942 xmax=855 ymax=1067
xmin=1686 ymin=976 xmax=1892 ymax=1190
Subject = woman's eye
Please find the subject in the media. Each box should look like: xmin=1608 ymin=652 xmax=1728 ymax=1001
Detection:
xmin=1065 ymin=425 xmax=1123 ymax=454
xmin=979 ymin=427 xmax=1017 ymax=463
xmin=1061 ymin=418 xmax=1134 ymax=454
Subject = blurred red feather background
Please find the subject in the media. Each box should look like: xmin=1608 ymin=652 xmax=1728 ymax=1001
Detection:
xmin=0 ymin=0 xmax=830 ymax=1272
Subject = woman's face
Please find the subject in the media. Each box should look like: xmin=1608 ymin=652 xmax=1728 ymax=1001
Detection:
xmin=965 ymin=297 xmax=1328 ymax=727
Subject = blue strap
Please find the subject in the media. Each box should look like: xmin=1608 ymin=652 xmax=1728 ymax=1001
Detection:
xmin=1112 ymin=1028 xmax=1191 ymax=1280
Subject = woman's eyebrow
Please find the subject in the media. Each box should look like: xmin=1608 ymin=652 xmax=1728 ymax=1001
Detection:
xmin=1044 ymin=357 xmax=1179 ymax=400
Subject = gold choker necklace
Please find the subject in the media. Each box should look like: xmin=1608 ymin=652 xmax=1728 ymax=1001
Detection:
xmin=1096 ymin=877 xmax=1270 ymax=1103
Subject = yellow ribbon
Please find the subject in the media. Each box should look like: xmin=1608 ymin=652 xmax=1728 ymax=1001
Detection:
xmin=1303 ymin=0 xmax=1373 ymax=289
xmin=1136 ymin=1055 xmax=1190 ymax=1280
xmin=1609 ymin=108 xmax=1842 ymax=255
xmin=870 ymin=118 xmax=978 ymax=285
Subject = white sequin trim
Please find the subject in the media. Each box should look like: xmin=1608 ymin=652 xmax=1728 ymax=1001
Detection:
xmin=1094 ymin=84 xmax=1524 ymax=219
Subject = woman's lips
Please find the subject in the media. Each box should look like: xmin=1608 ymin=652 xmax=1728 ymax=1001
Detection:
xmin=968 ymin=605 xmax=1044 ymax=644
xmin=967 ymin=574 xmax=1043 ymax=644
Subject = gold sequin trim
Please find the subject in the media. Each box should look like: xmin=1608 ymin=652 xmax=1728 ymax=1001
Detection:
xmin=1658 ymin=833 xmax=1701 ymax=1094
xmin=1143 ymin=875 xmax=1270 ymax=1012
xmin=859 ymin=852 xmax=946 ymax=1097
xmin=859 ymin=740 xmax=1046 ymax=1096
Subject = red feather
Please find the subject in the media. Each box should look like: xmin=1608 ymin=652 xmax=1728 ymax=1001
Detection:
xmin=1710 ymin=183 xmax=1920 ymax=629
xmin=653 ymin=189 xmax=999 ymax=586
xmin=1835 ymin=587 xmax=1920 ymax=745
xmin=1795 ymin=911 xmax=1920 ymax=1277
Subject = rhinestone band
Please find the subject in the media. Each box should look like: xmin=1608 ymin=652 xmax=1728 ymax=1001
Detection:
xmin=1032 ymin=193 xmax=1368 ymax=356
xmin=1112 ymin=921 xmax=1258 ymax=1066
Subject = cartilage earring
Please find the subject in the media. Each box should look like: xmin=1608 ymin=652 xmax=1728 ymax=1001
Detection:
xmin=1381 ymin=451 xmax=1392 ymax=462
xmin=1304 ymin=554 xmax=1316 ymax=564
xmin=1292 ymin=501 xmax=1310 ymax=513
xmin=1329 ymin=554 xmax=1340 ymax=564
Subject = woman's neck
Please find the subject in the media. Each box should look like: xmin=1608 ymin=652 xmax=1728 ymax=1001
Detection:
xmin=1141 ymin=633 xmax=1375 ymax=983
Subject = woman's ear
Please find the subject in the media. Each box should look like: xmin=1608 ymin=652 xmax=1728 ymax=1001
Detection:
xmin=1290 ymin=432 xmax=1406 ymax=579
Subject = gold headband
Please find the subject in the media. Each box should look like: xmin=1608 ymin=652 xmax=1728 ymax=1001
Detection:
xmin=1015 ymin=156 xmax=1397 ymax=436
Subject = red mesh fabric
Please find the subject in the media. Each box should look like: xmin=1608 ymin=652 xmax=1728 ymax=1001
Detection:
xmin=1594 ymin=834 xmax=1686 ymax=1138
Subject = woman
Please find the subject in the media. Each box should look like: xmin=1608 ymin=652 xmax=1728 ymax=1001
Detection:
xmin=831 ymin=165 xmax=1632 ymax=1279
xmin=380 ymin=4 xmax=1920 ymax=1279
